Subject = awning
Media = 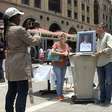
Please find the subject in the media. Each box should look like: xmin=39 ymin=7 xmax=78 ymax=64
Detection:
xmin=28 ymin=28 xmax=54 ymax=36
xmin=27 ymin=28 xmax=76 ymax=41
xmin=53 ymin=31 xmax=75 ymax=37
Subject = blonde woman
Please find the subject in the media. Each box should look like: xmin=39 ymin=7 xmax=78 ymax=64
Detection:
xmin=51 ymin=33 xmax=70 ymax=101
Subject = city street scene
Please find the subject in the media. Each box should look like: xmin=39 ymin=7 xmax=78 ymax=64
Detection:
xmin=0 ymin=0 xmax=112 ymax=112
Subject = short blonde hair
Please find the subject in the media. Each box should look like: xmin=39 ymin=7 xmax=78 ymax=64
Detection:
xmin=59 ymin=33 xmax=66 ymax=39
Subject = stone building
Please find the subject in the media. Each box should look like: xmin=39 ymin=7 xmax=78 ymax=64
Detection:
xmin=0 ymin=0 xmax=112 ymax=33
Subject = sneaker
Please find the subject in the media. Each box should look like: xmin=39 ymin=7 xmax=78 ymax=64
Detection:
xmin=61 ymin=96 xmax=64 ymax=99
xmin=95 ymin=100 xmax=105 ymax=105
xmin=104 ymin=101 xmax=111 ymax=106
xmin=56 ymin=96 xmax=64 ymax=101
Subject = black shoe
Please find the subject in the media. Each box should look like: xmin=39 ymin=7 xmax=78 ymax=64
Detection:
xmin=104 ymin=101 xmax=111 ymax=106
xmin=97 ymin=101 xmax=111 ymax=106
xmin=95 ymin=100 xmax=105 ymax=105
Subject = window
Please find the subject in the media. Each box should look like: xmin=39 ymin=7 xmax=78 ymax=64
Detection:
xmin=111 ymin=9 xmax=112 ymax=15
xmin=47 ymin=17 xmax=50 ymax=21
xmin=68 ymin=0 xmax=71 ymax=4
xmin=82 ymin=15 xmax=85 ymax=22
xmin=68 ymin=10 xmax=71 ymax=17
xmin=77 ymin=24 xmax=79 ymax=28
xmin=49 ymin=0 xmax=61 ymax=13
xmin=110 ymin=25 xmax=111 ymax=30
xmin=66 ymin=21 xmax=69 ymax=26
xmin=40 ymin=15 xmax=43 ymax=20
xmin=81 ymin=25 xmax=83 ymax=29
xmin=103 ymin=5 xmax=106 ymax=11
xmin=34 ymin=0 xmax=41 ymax=8
xmin=106 ymin=16 xmax=108 ymax=21
xmin=81 ymin=3 xmax=85 ymax=11
xmin=21 ymin=0 xmax=29 ymax=5
xmin=87 ymin=17 xmax=90 ymax=23
xmin=103 ymin=14 xmax=105 ymax=20
xmin=61 ymin=20 xmax=64 ymax=24
xmin=74 ymin=0 xmax=77 ymax=7
xmin=74 ymin=12 xmax=78 ymax=19
xmin=87 ymin=6 xmax=89 ymax=13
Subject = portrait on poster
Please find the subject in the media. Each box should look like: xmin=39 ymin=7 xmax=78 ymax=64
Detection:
xmin=76 ymin=31 xmax=96 ymax=54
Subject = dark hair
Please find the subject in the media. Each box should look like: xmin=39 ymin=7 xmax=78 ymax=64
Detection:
xmin=3 ymin=15 xmax=9 ymax=48
xmin=97 ymin=23 xmax=107 ymax=29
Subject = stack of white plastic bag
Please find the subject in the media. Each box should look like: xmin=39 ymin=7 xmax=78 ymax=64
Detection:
xmin=32 ymin=64 xmax=56 ymax=89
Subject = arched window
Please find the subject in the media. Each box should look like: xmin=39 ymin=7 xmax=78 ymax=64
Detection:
xmin=49 ymin=23 xmax=61 ymax=32
xmin=68 ymin=27 xmax=77 ymax=34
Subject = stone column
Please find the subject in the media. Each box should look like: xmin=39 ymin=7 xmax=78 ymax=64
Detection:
xmin=78 ymin=0 xmax=82 ymax=22
xmin=99 ymin=2 xmax=103 ymax=24
xmin=30 ymin=0 xmax=34 ymax=7
xmin=62 ymin=0 xmax=67 ymax=17
xmin=90 ymin=1 xmax=94 ymax=25
xmin=41 ymin=0 xmax=48 ymax=11
xmin=17 ymin=0 xmax=20 ymax=4
xmin=71 ymin=0 xmax=74 ymax=19
xmin=85 ymin=1 xmax=87 ymax=23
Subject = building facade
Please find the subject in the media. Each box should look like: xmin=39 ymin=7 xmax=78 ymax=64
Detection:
xmin=0 ymin=0 xmax=112 ymax=34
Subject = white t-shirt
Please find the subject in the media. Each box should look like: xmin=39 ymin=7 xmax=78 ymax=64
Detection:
xmin=80 ymin=42 xmax=92 ymax=51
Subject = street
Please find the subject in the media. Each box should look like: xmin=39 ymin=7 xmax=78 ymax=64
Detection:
xmin=1 ymin=0 xmax=112 ymax=112
xmin=0 ymin=77 xmax=112 ymax=112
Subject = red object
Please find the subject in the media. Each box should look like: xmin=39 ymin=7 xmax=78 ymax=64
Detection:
xmin=29 ymin=28 xmax=74 ymax=38
xmin=53 ymin=31 xmax=74 ymax=38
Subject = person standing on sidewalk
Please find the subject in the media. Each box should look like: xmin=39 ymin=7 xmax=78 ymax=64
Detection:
xmin=51 ymin=33 xmax=70 ymax=101
xmin=96 ymin=23 xmax=112 ymax=105
xmin=4 ymin=7 xmax=41 ymax=112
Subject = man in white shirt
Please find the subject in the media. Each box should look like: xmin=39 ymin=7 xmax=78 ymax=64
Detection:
xmin=96 ymin=23 xmax=112 ymax=105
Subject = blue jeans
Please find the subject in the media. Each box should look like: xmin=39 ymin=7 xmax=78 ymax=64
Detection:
xmin=5 ymin=80 xmax=28 ymax=112
xmin=97 ymin=62 xmax=112 ymax=103
xmin=53 ymin=66 xmax=67 ymax=96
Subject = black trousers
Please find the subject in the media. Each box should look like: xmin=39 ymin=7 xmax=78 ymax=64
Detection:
xmin=0 ymin=59 xmax=4 ymax=79
xmin=5 ymin=80 xmax=29 ymax=112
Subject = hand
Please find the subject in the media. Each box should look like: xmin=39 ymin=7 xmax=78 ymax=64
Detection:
xmin=64 ymin=52 xmax=68 ymax=56
xmin=59 ymin=52 xmax=66 ymax=56
xmin=75 ymin=53 xmax=80 ymax=57
xmin=69 ymin=52 xmax=75 ymax=56
xmin=95 ymin=51 xmax=104 ymax=56
xmin=33 ymin=33 xmax=41 ymax=39
xmin=91 ymin=54 xmax=96 ymax=57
